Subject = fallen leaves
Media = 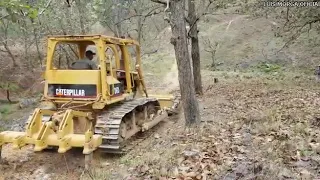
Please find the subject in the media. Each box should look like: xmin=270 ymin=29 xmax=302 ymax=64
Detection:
xmin=105 ymin=75 xmax=320 ymax=179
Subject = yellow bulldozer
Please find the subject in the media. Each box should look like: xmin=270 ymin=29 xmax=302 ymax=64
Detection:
xmin=0 ymin=35 xmax=180 ymax=158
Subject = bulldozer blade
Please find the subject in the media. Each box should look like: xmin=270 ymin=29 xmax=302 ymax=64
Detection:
xmin=0 ymin=108 xmax=102 ymax=154
xmin=0 ymin=131 xmax=28 ymax=149
xmin=142 ymin=94 xmax=181 ymax=111
xmin=0 ymin=131 xmax=102 ymax=154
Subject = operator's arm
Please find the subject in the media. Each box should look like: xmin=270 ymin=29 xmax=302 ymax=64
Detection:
xmin=90 ymin=61 xmax=98 ymax=70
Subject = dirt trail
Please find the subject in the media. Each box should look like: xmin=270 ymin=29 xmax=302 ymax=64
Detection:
xmin=162 ymin=60 xmax=179 ymax=93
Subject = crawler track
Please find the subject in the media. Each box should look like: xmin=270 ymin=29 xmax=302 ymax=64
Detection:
xmin=94 ymin=97 xmax=163 ymax=154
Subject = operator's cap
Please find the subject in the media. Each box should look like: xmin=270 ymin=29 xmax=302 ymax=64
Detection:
xmin=86 ymin=50 xmax=96 ymax=55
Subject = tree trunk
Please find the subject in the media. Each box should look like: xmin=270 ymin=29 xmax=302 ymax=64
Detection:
xmin=112 ymin=0 xmax=123 ymax=37
xmin=188 ymin=0 xmax=203 ymax=95
xmin=169 ymin=0 xmax=200 ymax=126
xmin=33 ymin=26 xmax=43 ymax=67
xmin=1 ymin=42 xmax=18 ymax=67
xmin=6 ymin=89 xmax=11 ymax=103
xmin=75 ymin=0 xmax=86 ymax=34
xmin=137 ymin=15 xmax=143 ymax=43
xmin=0 ymin=16 xmax=18 ymax=67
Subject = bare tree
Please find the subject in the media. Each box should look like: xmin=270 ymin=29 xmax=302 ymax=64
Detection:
xmin=152 ymin=0 xmax=201 ymax=126
xmin=204 ymin=39 xmax=219 ymax=70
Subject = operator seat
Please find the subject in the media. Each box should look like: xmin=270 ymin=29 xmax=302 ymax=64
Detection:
xmin=70 ymin=61 xmax=92 ymax=70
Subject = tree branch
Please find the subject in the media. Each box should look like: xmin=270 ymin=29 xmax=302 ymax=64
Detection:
xmin=164 ymin=0 xmax=169 ymax=12
xmin=39 ymin=0 xmax=53 ymax=15
xmin=151 ymin=0 xmax=167 ymax=5
xmin=186 ymin=0 xmax=213 ymax=37
xmin=278 ymin=18 xmax=320 ymax=53
xmin=187 ymin=12 xmax=238 ymax=37
xmin=0 ymin=15 xmax=9 ymax=21
xmin=115 ymin=6 xmax=162 ymax=25
xmin=0 ymin=48 xmax=8 ymax=53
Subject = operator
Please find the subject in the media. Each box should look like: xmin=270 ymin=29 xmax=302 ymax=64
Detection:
xmin=70 ymin=50 xmax=98 ymax=70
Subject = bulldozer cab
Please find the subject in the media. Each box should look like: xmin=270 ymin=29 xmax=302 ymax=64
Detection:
xmin=43 ymin=35 xmax=146 ymax=108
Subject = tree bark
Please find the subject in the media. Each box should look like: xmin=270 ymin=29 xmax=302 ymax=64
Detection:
xmin=75 ymin=0 xmax=86 ymax=34
xmin=0 ymin=21 xmax=18 ymax=67
xmin=32 ymin=26 xmax=43 ymax=67
xmin=137 ymin=15 xmax=143 ymax=43
xmin=188 ymin=0 xmax=203 ymax=95
xmin=169 ymin=0 xmax=200 ymax=126
xmin=1 ymin=42 xmax=18 ymax=67
xmin=6 ymin=89 xmax=11 ymax=103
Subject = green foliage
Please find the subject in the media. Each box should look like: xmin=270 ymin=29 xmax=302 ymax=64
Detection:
xmin=0 ymin=0 xmax=39 ymax=20
xmin=0 ymin=82 xmax=19 ymax=91
xmin=256 ymin=62 xmax=281 ymax=73
xmin=0 ymin=104 xmax=12 ymax=115
xmin=92 ymin=0 xmax=113 ymax=27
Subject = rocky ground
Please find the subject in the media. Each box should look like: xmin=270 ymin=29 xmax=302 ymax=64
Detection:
xmin=1 ymin=70 xmax=320 ymax=180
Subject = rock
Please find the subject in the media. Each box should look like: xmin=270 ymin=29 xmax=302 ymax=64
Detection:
xmin=101 ymin=162 xmax=110 ymax=166
xmin=279 ymin=168 xmax=293 ymax=178
xmin=185 ymin=172 xmax=197 ymax=177
xmin=33 ymin=167 xmax=52 ymax=180
xmin=183 ymin=149 xmax=200 ymax=157
xmin=171 ymin=167 xmax=179 ymax=176
xmin=19 ymin=98 xmax=38 ymax=109
xmin=42 ymin=174 xmax=51 ymax=180
xmin=178 ymin=166 xmax=190 ymax=172
xmin=154 ymin=133 xmax=160 ymax=139
xmin=9 ymin=115 xmax=29 ymax=132
xmin=159 ymin=167 xmax=168 ymax=176
xmin=310 ymin=143 xmax=320 ymax=154
xmin=11 ymin=124 xmax=24 ymax=132
xmin=300 ymin=169 xmax=312 ymax=179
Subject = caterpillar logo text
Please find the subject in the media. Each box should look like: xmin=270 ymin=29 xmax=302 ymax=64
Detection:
xmin=56 ymin=89 xmax=85 ymax=96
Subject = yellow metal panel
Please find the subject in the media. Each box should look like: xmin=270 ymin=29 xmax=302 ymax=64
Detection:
xmin=44 ymin=70 xmax=101 ymax=99
xmin=106 ymin=44 xmax=120 ymax=69
xmin=97 ymin=39 xmax=108 ymax=100
xmin=47 ymin=35 xmax=140 ymax=46
xmin=120 ymin=46 xmax=132 ymax=93
xmin=45 ymin=40 xmax=58 ymax=70
xmin=46 ymin=70 xmax=101 ymax=84
xmin=106 ymin=76 xmax=120 ymax=84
